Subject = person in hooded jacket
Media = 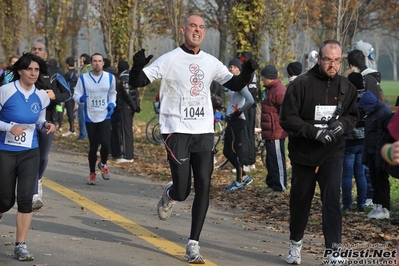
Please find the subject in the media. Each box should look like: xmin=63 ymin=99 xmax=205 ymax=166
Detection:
xmin=358 ymin=90 xmax=392 ymax=220
xmin=280 ymin=40 xmax=359 ymax=265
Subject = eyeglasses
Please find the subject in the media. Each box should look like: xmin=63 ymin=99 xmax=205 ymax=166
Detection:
xmin=321 ymin=57 xmax=342 ymax=65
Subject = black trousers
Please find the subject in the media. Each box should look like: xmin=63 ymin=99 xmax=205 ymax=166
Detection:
xmin=367 ymin=153 xmax=390 ymax=209
xmin=289 ymin=158 xmax=342 ymax=249
xmin=265 ymin=138 xmax=287 ymax=191
xmin=64 ymin=99 xmax=75 ymax=132
xmin=110 ymin=110 xmax=122 ymax=158
xmin=121 ymin=108 xmax=135 ymax=160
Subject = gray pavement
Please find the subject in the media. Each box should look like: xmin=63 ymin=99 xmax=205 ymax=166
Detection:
xmin=0 ymin=147 xmax=325 ymax=266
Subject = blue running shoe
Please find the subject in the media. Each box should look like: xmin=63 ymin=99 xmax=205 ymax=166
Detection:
xmin=243 ymin=175 xmax=253 ymax=185
xmin=224 ymin=181 xmax=245 ymax=191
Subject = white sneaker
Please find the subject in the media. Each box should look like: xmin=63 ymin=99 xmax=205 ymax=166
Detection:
xmin=286 ymin=240 xmax=302 ymax=264
xmin=243 ymin=165 xmax=251 ymax=172
xmin=184 ymin=242 xmax=205 ymax=264
xmin=116 ymin=158 xmax=134 ymax=163
xmin=327 ymin=254 xmax=346 ymax=266
xmin=367 ymin=204 xmax=381 ymax=218
xmin=249 ymin=164 xmax=256 ymax=170
xmin=365 ymin=198 xmax=374 ymax=207
xmin=62 ymin=131 xmax=76 ymax=137
xmin=373 ymin=208 xmax=390 ymax=220
xmin=32 ymin=194 xmax=43 ymax=210
xmin=157 ymin=181 xmax=176 ymax=220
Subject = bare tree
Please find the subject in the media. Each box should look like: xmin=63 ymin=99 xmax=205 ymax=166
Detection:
xmin=0 ymin=0 xmax=26 ymax=59
xmin=191 ymin=0 xmax=237 ymax=62
xmin=380 ymin=35 xmax=399 ymax=81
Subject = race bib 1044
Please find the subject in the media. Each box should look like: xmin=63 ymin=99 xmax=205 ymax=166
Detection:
xmin=181 ymin=96 xmax=206 ymax=121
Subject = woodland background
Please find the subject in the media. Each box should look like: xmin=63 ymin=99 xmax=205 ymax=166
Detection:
xmin=1 ymin=0 xmax=399 ymax=79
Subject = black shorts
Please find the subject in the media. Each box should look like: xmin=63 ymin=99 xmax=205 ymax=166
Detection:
xmin=163 ymin=133 xmax=214 ymax=165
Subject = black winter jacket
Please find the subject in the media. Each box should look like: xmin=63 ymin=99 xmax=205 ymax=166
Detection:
xmin=279 ymin=65 xmax=359 ymax=166
xmin=38 ymin=64 xmax=71 ymax=123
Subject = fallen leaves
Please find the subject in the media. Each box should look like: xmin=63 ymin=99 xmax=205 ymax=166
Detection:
xmin=53 ymin=121 xmax=399 ymax=253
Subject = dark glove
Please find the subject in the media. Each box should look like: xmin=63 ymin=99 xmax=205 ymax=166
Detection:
xmin=133 ymin=49 xmax=153 ymax=70
xmin=316 ymin=129 xmax=336 ymax=145
xmin=328 ymin=119 xmax=344 ymax=137
xmin=106 ymin=103 xmax=115 ymax=119
xmin=241 ymin=58 xmax=259 ymax=77
xmin=79 ymin=94 xmax=88 ymax=103
xmin=230 ymin=110 xmax=242 ymax=121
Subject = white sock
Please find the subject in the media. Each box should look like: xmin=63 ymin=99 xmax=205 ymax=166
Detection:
xmin=188 ymin=239 xmax=198 ymax=246
xmin=291 ymin=239 xmax=302 ymax=246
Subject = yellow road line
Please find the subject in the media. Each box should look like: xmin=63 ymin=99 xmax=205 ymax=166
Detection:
xmin=43 ymin=177 xmax=217 ymax=266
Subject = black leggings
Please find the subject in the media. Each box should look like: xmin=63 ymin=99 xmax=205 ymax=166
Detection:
xmin=164 ymin=133 xmax=214 ymax=241
xmin=86 ymin=120 xmax=111 ymax=173
xmin=0 ymin=149 xmax=39 ymax=213
xmin=223 ymin=119 xmax=246 ymax=182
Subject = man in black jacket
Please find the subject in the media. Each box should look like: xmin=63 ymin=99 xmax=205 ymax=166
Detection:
xmin=114 ymin=60 xmax=140 ymax=163
xmin=280 ymin=40 xmax=359 ymax=265
xmin=31 ymin=41 xmax=71 ymax=210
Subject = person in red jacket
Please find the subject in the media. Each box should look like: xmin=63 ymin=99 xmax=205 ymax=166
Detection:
xmin=260 ymin=65 xmax=288 ymax=195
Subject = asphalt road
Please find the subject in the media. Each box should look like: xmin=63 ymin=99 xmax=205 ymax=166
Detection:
xmin=0 ymin=147 xmax=326 ymax=266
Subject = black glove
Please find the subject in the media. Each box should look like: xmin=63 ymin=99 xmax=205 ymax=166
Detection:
xmin=230 ymin=110 xmax=242 ymax=120
xmin=328 ymin=119 xmax=344 ymax=137
xmin=316 ymin=129 xmax=336 ymax=145
xmin=133 ymin=49 xmax=153 ymax=70
xmin=241 ymin=58 xmax=259 ymax=77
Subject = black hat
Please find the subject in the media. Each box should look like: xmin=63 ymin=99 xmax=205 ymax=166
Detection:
xmin=261 ymin=65 xmax=278 ymax=79
xmin=228 ymin=58 xmax=242 ymax=71
xmin=103 ymin=58 xmax=111 ymax=69
xmin=118 ymin=60 xmax=130 ymax=74
xmin=348 ymin=72 xmax=364 ymax=90
xmin=287 ymin=62 xmax=302 ymax=76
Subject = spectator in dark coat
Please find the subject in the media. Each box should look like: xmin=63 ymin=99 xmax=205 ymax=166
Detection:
xmin=358 ymin=91 xmax=392 ymax=220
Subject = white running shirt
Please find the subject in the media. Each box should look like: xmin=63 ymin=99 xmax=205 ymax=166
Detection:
xmin=73 ymin=71 xmax=116 ymax=123
xmin=144 ymin=48 xmax=233 ymax=134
